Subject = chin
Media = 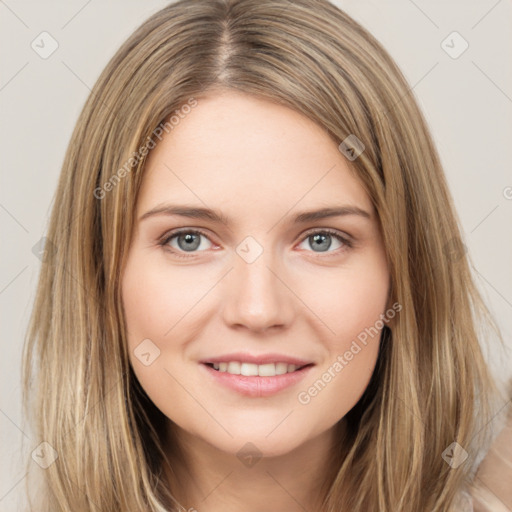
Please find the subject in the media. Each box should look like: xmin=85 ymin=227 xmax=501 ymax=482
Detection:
xmin=189 ymin=416 xmax=316 ymax=460
xmin=211 ymin=433 xmax=305 ymax=460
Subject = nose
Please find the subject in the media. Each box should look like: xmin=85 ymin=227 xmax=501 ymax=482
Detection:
xmin=221 ymin=247 xmax=295 ymax=333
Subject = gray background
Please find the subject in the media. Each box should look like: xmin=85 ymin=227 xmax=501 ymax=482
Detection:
xmin=1 ymin=1 xmax=511 ymax=510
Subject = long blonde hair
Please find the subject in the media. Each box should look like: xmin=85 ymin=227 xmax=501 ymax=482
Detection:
xmin=21 ymin=0 xmax=504 ymax=510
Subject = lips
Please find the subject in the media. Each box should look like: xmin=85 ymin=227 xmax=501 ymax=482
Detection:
xmin=199 ymin=352 xmax=315 ymax=397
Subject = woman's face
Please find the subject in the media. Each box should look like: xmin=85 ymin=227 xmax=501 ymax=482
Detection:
xmin=121 ymin=90 xmax=390 ymax=457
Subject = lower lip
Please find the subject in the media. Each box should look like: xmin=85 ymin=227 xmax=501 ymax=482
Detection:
xmin=200 ymin=363 xmax=314 ymax=397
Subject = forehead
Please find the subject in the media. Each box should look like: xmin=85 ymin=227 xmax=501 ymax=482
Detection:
xmin=138 ymin=91 xmax=373 ymax=219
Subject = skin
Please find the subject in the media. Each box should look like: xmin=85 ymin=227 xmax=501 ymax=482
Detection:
xmin=121 ymin=90 xmax=390 ymax=511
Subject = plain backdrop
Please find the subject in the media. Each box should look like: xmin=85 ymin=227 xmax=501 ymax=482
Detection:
xmin=1 ymin=1 xmax=511 ymax=510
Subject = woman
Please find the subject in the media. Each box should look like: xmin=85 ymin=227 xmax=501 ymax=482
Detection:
xmin=21 ymin=0 xmax=510 ymax=510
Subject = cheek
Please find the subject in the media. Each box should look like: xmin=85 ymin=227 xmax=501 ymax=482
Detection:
xmin=293 ymin=255 xmax=388 ymax=417
xmin=300 ymin=253 xmax=389 ymax=350
xmin=121 ymin=255 xmax=189 ymax=389
xmin=121 ymin=254 xmax=206 ymax=428
xmin=122 ymin=254 xmax=207 ymax=343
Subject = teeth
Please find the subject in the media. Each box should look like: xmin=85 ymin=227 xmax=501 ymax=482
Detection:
xmin=258 ymin=363 xmax=276 ymax=377
xmin=209 ymin=361 xmax=303 ymax=376
xmin=275 ymin=362 xmax=288 ymax=375
xmin=241 ymin=363 xmax=259 ymax=376
xmin=227 ymin=361 xmax=240 ymax=374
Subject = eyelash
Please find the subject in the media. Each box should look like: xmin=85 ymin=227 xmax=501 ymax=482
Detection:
xmin=158 ymin=228 xmax=353 ymax=259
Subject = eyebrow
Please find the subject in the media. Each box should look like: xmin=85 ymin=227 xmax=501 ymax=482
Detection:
xmin=139 ymin=203 xmax=372 ymax=225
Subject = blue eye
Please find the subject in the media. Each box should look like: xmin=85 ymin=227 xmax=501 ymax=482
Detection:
xmin=160 ymin=229 xmax=213 ymax=257
xmin=159 ymin=228 xmax=352 ymax=259
xmin=298 ymin=229 xmax=352 ymax=254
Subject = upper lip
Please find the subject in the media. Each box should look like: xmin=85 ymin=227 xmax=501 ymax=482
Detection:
xmin=200 ymin=352 xmax=314 ymax=367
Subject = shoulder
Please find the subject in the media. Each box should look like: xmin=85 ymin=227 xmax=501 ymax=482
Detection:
xmin=469 ymin=380 xmax=512 ymax=512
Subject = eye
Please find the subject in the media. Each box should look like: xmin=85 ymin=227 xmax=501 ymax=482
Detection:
xmin=297 ymin=229 xmax=352 ymax=255
xmin=159 ymin=229 xmax=214 ymax=258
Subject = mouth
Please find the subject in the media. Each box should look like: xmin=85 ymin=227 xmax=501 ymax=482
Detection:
xmin=200 ymin=359 xmax=315 ymax=397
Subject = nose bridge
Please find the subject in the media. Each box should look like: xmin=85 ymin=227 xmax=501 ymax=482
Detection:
xmin=221 ymin=235 xmax=294 ymax=331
